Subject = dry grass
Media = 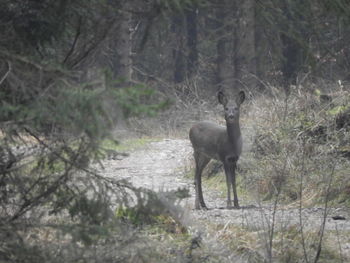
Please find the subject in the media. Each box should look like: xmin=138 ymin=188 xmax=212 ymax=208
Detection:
xmin=117 ymin=80 xmax=350 ymax=262
xmin=168 ymin=81 xmax=350 ymax=262
xmin=238 ymin=83 xmax=350 ymax=205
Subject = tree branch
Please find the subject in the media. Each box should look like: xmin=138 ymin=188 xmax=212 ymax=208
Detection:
xmin=0 ymin=61 xmax=11 ymax=86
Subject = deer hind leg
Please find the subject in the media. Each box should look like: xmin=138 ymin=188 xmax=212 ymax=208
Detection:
xmin=194 ymin=151 xmax=210 ymax=210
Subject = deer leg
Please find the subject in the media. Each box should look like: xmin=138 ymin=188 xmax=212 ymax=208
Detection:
xmin=196 ymin=171 xmax=206 ymax=209
xmin=231 ymin=162 xmax=239 ymax=208
xmin=194 ymin=152 xmax=210 ymax=210
xmin=224 ymin=163 xmax=232 ymax=208
xmin=194 ymin=169 xmax=201 ymax=210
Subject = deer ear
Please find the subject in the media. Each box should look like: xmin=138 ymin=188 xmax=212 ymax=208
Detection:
xmin=237 ymin=91 xmax=245 ymax=105
xmin=218 ymin=91 xmax=228 ymax=105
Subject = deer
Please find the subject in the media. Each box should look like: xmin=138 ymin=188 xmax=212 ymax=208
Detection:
xmin=189 ymin=91 xmax=245 ymax=210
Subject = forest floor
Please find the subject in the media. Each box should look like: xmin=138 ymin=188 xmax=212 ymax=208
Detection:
xmin=100 ymin=138 xmax=350 ymax=262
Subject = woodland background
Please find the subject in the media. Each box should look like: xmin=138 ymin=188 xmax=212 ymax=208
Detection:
xmin=1 ymin=0 xmax=350 ymax=262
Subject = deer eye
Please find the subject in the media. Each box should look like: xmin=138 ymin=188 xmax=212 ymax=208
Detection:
xmin=225 ymin=107 xmax=228 ymax=111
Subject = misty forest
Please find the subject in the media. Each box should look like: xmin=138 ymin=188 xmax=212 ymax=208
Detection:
xmin=1 ymin=0 xmax=350 ymax=262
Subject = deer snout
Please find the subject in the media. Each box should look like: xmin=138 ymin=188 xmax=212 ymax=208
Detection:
xmin=227 ymin=114 xmax=236 ymax=119
xmin=226 ymin=109 xmax=238 ymax=121
xmin=226 ymin=115 xmax=236 ymax=122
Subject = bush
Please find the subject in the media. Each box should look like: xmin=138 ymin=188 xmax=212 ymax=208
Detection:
xmin=245 ymin=86 xmax=350 ymax=204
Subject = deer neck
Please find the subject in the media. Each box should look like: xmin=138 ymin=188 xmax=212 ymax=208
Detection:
xmin=226 ymin=121 xmax=241 ymax=144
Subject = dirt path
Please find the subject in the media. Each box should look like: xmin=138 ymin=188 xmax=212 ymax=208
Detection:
xmin=101 ymin=138 xmax=350 ymax=260
xmin=101 ymin=139 xmax=193 ymax=192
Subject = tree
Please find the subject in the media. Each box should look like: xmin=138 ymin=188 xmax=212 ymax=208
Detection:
xmin=185 ymin=3 xmax=199 ymax=78
xmin=113 ymin=2 xmax=133 ymax=81
xmin=171 ymin=12 xmax=187 ymax=83
xmin=0 ymin=1 xmax=168 ymax=261
xmin=234 ymin=0 xmax=257 ymax=90
xmin=215 ymin=0 xmax=234 ymax=93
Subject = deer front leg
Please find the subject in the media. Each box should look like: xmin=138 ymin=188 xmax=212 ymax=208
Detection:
xmin=231 ymin=162 xmax=239 ymax=208
xmin=194 ymin=174 xmax=200 ymax=209
xmin=224 ymin=164 xmax=232 ymax=208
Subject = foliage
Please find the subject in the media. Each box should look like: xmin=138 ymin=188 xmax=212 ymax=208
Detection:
xmin=0 ymin=1 xmax=176 ymax=262
xmin=2 ymin=0 xmax=350 ymax=261
xmin=114 ymin=83 xmax=170 ymax=117
xmin=116 ymin=188 xmax=189 ymax=227
xmin=246 ymin=87 xmax=350 ymax=205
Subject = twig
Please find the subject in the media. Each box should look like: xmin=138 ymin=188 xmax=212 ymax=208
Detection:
xmin=133 ymin=66 xmax=172 ymax=89
xmin=313 ymin=164 xmax=336 ymax=263
xmin=0 ymin=49 xmax=71 ymax=76
xmin=335 ymin=222 xmax=344 ymax=263
xmin=9 ymin=160 xmax=75 ymax=222
xmin=299 ymin=139 xmax=309 ymax=263
xmin=267 ymin=156 xmax=288 ymax=262
xmin=22 ymin=127 xmax=135 ymax=191
xmin=63 ymin=16 xmax=82 ymax=64
xmin=70 ymin=18 xmax=115 ymax=68
xmin=0 ymin=61 xmax=11 ymax=86
xmin=296 ymin=70 xmax=311 ymax=89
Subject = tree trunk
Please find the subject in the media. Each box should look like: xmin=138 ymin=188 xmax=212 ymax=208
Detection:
xmin=114 ymin=7 xmax=132 ymax=81
xmin=234 ymin=0 xmax=257 ymax=91
xmin=279 ymin=0 xmax=309 ymax=88
xmin=280 ymin=33 xmax=302 ymax=86
xmin=172 ymin=14 xmax=186 ymax=83
xmin=216 ymin=1 xmax=233 ymax=94
xmin=110 ymin=4 xmax=133 ymax=128
xmin=185 ymin=6 xmax=198 ymax=78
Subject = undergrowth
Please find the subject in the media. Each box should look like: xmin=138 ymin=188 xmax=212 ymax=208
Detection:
xmin=242 ymin=85 xmax=350 ymax=206
xmin=184 ymin=83 xmax=350 ymax=262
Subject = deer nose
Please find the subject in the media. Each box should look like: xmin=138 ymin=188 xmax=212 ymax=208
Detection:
xmin=227 ymin=110 xmax=236 ymax=118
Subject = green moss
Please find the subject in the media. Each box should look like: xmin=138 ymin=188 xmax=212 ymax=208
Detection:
xmin=101 ymin=137 xmax=159 ymax=152
xmin=328 ymin=105 xmax=350 ymax=116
